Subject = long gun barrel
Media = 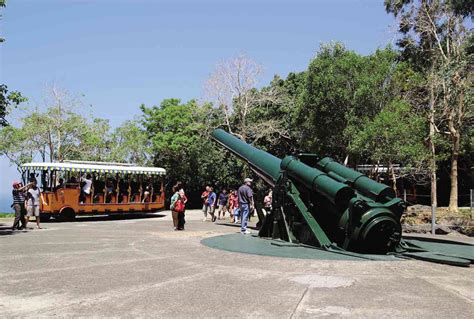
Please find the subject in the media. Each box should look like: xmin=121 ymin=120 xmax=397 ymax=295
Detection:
xmin=211 ymin=128 xmax=406 ymax=254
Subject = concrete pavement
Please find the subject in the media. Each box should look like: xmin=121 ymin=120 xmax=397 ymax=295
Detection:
xmin=0 ymin=210 xmax=473 ymax=318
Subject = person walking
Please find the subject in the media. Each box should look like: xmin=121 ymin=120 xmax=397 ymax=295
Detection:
xmin=25 ymin=179 xmax=42 ymax=229
xmin=217 ymin=188 xmax=228 ymax=220
xmin=201 ymin=186 xmax=210 ymax=222
xmin=177 ymin=189 xmax=187 ymax=230
xmin=207 ymin=187 xmax=217 ymax=222
xmin=238 ymin=178 xmax=254 ymax=234
xmin=11 ymin=181 xmax=29 ymax=231
xmin=229 ymin=189 xmax=239 ymax=223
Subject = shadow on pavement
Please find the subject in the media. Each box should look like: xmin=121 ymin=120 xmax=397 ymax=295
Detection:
xmin=0 ymin=224 xmax=17 ymax=236
xmin=46 ymin=213 xmax=167 ymax=223
xmin=214 ymin=221 xmax=259 ymax=231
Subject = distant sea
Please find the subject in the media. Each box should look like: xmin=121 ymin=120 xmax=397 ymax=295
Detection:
xmin=0 ymin=193 xmax=12 ymax=214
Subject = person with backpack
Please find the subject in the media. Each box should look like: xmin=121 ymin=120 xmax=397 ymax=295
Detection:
xmin=170 ymin=185 xmax=186 ymax=230
xmin=177 ymin=189 xmax=187 ymax=230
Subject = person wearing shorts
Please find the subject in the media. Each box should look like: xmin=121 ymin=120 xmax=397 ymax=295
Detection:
xmin=201 ymin=186 xmax=210 ymax=221
xmin=203 ymin=187 xmax=217 ymax=222
xmin=26 ymin=180 xmax=42 ymax=229
xmin=217 ymin=188 xmax=228 ymax=220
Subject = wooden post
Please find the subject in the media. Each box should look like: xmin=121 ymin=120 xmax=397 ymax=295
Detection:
xmin=139 ymin=174 xmax=143 ymax=203
xmin=127 ymin=175 xmax=131 ymax=203
xmin=150 ymin=175 xmax=154 ymax=203
xmin=103 ymin=173 xmax=107 ymax=204
xmin=90 ymin=174 xmax=95 ymax=204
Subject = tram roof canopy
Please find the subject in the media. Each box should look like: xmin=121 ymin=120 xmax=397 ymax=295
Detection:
xmin=21 ymin=162 xmax=166 ymax=176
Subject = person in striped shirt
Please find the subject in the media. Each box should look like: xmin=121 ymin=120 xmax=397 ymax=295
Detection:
xmin=11 ymin=181 xmax=30 ymax=231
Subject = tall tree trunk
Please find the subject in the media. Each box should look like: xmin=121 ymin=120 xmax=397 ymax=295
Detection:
xmin=428 ymin=82 xmax=437 ymax=208
xmin=390 ymin=163 xmax=398 ymax=194
xmin=448 ymin=130 xmax=460 ymax=213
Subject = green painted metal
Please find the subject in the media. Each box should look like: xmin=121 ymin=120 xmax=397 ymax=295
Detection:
xmin=210 ymin=129 xmax=474 ymax=266
xmin=286 ymin=182 xmax=332 ymax=246
xmin=211 ymin=129 xmax=281 ymax=185
xmin=201 ymin=234 xmax=474 ymax=267
xmin=211 ymin=129 xmax=403 ymax=253
xmin=318 ymin=157 xmax=395 ymax=202
xmin=281 ymin=156 xmax=354 ymax=210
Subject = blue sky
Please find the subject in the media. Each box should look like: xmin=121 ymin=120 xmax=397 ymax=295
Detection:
xmin=0 ymin=0 xmax=396 ymax=211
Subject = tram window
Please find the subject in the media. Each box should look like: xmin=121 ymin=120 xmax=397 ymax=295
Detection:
xmin=130 ymin=177 xmax=140 ymax=202
xmin=118 ymin=177 xmax=128 ymax=203
xmin=105 ymin=178 xmax=116 ymax=203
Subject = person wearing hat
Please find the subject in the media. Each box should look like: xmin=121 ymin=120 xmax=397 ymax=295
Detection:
xmin=237 ymin=178 xmax=254 ymax=234
xmin=25 ymin=179 xmax=42 ymax=229
xmin=11 ymin=181 xmax=30 ymax=231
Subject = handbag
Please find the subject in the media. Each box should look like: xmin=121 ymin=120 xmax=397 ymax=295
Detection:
xmin=174 ymin=198 xmax=185 ymax=213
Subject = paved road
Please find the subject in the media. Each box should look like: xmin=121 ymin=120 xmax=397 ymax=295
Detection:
xmin=0 ymin=210 xmax=473 ymax=318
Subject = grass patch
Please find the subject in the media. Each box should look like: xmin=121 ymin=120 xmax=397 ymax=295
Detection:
xmin=0 ymin=213 xmax=15 ymax=218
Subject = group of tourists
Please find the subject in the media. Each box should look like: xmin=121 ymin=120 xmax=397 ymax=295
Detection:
xmin=199 ymin=177 xmax=267 ymax=235
xmin=10 ymin=173 xmax=272 ymax=236
xmin=11 ymin=177 xmax=42 ymax=231
xmin=77 ymin=174 xmax=155 ymax=204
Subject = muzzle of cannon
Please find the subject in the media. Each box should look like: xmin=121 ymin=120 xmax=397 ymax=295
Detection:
xmin=211 ymin=129 xmax=406 ymax=254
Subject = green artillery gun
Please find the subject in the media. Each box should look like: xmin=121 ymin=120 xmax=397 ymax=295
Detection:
xmin=211 ymin=128 xmax=405 ymax=254
xmin=210 ymin=129 xmax=474 ymax=266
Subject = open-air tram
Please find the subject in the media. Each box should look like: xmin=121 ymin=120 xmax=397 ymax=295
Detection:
xmin=20 ymin=161 xmax=166 ymax=220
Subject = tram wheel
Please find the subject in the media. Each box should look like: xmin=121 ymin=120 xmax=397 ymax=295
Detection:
xmin=60 ymin=208 xmax=76 ymax=222
xmin=40 ymin=213 xmax=51 ymax=222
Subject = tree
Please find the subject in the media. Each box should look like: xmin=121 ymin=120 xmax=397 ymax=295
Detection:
xmin=349 ymin=100 xmax=429 ymax=193
xmin=140 ymin=98 xmax=244 ymax=206
xmin=78 ymin=118 xmax=112 ymax=162
xmin=108 ymin=120 xmax=150 ymax=165
xmin=0 ymin=87 xmax=113 ymax=171
xmin=385 ymin=0 xmax=473 ymax=212
xmin=0 ymin=85 xmax=27 ymax=126
xmin=204 ymin=54 xmax=285 ymax=143
xmin=0 ymin=125 xmax=32 ymax=174
xmin=298 ymin=44 xmax=413 ymax=162
xmin=204 ymin=54 xmax=262 ymax=140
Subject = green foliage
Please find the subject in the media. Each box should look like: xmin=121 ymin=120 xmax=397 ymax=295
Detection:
xmin=141 ymin=99 xmax=203 ymax=155
xmin=109 ymin=120 xmax=150 ymax=165
xmin=0 ymin=85 xmax=27 ymax=127
xmin=349 ymin=100 xmax=428 ymax=169
xmin=141 ymin=98 xmax=243 ymax=201
xmin=0 ymin=125 xmax=32 ymax=173
xmin=297 ymin=43 xmax=420 ymax=163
